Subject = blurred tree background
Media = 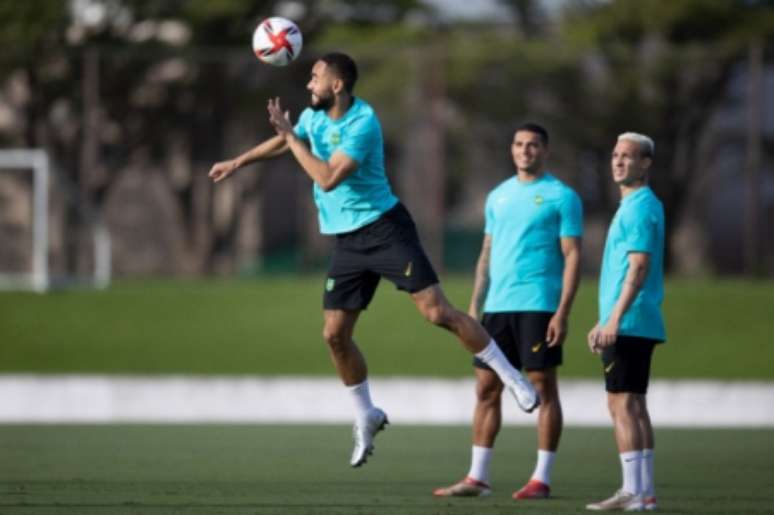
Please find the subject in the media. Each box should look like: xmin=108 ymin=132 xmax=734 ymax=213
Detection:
xmin=0 ymin=0 xmax=772 ymax=283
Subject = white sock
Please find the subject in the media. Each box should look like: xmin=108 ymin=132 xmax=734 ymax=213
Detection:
xmin=531 ymin=449 xmax=555 ymax=485
xmin=467 ymin=445 xmax=492 ymax=484
xmin=475 ymin=340 xmax=524 ymax=387
xmin=620 ymin=450 xmax=643 ymax=495
xmin=641 ymin=448 xmax=655 ymax=498
xmin=347 ymin=380 xmax=374 ymax=421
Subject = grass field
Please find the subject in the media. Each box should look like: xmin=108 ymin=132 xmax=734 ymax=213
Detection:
xmin=1 ymin=276 xmax=773 ymax=379
xmin=2 ymin=424 xmax=773 ymax=514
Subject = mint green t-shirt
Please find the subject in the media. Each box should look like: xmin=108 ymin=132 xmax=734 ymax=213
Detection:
xmin=483 ymin=174 xmax=583 ymax=313
xmin=294 ymin=98 xmax=398 ymax=235
xmin=598 ymin=186 xmax=666 ymax=341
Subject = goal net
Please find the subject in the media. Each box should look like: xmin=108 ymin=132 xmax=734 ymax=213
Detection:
xmin=0 ymin=149 xmax=110 ymax=292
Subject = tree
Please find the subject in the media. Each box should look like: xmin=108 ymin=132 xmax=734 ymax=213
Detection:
xmin=561 ymin=0 xmax=774 ymax=269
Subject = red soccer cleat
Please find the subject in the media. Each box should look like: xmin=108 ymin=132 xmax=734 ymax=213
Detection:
xmin=512 ymin=479 xmax=551 ymax=500
xmin=643 ymin=495 xmax=658 ymax=511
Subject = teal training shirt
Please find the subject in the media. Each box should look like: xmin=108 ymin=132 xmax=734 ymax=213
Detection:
xmin=483 ymin=173 xmax=583 ymax=313
xmin=599 ymin=186 xmax=666 ymax=341
xmin=293 ymin=98 xmax=398 ymax=234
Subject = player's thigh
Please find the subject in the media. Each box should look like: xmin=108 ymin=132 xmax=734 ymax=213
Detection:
xmin=323 ymin=247 xmax=381 ymax=311
xmin=473 ymin=313 xmax=521 ymax=370
xmin=516 ymin=312 xmax=563 ymax=371
xmin=600 ymin=336 xmax=657 ymax=394
xmin=370 ymin=206 xmax=439 ymax=294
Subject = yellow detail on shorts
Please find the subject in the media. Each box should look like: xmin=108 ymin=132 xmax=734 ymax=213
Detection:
xmin=532 ymin=342 xmax=543 ymax=353
xmin=605 ymin=361 xmax=615 ymax=374
xmin=404 ymin=261 xmax=413 ymax=277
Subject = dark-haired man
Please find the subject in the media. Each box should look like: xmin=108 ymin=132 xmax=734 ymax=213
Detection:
xmin=435 ymin=124 xmax=582 ymax=500
xmin=209 ymin=53 xmax=539 ymax=468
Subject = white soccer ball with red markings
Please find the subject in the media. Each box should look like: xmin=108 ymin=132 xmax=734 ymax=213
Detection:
xmin=252 ymin=17 xmax=303 ymax=66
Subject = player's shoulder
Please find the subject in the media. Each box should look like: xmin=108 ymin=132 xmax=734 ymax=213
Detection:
xmin=352 ymin=97 xmax=375 ymax=114
xmin=630 ymin=187 xmax=663 ymax=211
xmin=543 ymin=173 xmax=580 ymax=201
xmin=298 ymin=106 xmax=315 ymax=118
xmin=346 ymin=98 xmax=380 ymax=129
xmin=622 ymin=188 xmax=664 ymax=223
xmin=643 ymin=189 xmax=665 ymax=220
xmin=297 ymin=106 xmax=319 ymax=126
xmin=543 ymin=173 xmax=574 ymax=191
xmin=487 ymin=176 xmax=517 ymax=199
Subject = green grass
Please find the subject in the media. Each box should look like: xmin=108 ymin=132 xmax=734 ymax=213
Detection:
xmin=1 ymin=277 xmax=773 ymax=379
xmin=1 ymin=424 xmax=773 ymax=514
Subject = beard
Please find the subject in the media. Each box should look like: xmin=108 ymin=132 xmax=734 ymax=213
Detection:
xmin=310 ymin=93 xmax=334 ymax=111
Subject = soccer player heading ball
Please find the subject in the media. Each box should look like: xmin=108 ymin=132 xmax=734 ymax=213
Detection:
xmin=208 ymin=53 xmax=539 ymax=467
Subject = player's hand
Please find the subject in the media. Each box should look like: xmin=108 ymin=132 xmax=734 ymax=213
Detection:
xmin=587 ymin=324 xmax=601 ymax=354
xmin=209 ymin=159 xmax=238 ymax=183
xmin=546 ymin=313 xmax=567 ymax=347
xmin=267 ymin=97 xmax=294 ymax=137
xmin=596 ymin=320 xmax=619 ymax=349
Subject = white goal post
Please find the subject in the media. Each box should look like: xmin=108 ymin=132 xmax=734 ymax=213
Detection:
xmin=0 ymin=148 xmax=111 ymax=292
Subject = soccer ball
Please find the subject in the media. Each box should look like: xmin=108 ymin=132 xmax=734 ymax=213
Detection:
xmin=252 ymin=17 xmax=303 ymax=66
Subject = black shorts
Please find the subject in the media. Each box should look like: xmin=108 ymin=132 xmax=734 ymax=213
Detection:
xmin=323 ymin=203 xmax=439 ymax=310
xmin=601 ymin=336 xmax=659 ymax=394
xmin=473 ymin=312 xmax=561 ymax=372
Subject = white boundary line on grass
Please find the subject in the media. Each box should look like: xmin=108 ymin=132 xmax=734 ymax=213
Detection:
xmin=1 ymin=375 xmax=773 ymax=426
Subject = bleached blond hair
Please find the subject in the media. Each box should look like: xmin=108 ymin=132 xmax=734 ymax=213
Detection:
xmin=618 ymin=132 xmax=655 ymax=158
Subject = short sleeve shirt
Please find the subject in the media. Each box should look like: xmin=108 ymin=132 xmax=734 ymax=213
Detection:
xmin=483 ymin=173 xmax=583 ymax=313
xmin=293 ymin=98 xmax=398 ymax=234
xmin=599 ymin=186 xmax=666 ymax=341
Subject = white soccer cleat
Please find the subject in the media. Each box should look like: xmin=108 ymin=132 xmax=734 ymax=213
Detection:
xmin=507 ymin=372 xmax=540 ymax=413
xmin=586 ymin=490 xmax=644 ymax=511
xmin=350 ymin=407 xmax=388 ymax=467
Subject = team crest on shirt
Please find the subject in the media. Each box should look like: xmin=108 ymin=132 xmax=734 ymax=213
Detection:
xmin=329 ymin=131 xmax=341 ymax=146
xmin=534 ymin=195 xmax=544 ymax=205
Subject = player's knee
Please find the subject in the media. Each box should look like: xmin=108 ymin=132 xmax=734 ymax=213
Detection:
xmin=476 ymin=383 xmax=502 ymax=406
xmin=427 ymin=308 xmax=446 ymax=327
xmin=607 ymin=393 xmax=634 ymax=419
xmin=606 ymin=394 xmax=620 ymax=417
xmin=422 ymin=303 xmax=453 ymax=328
xmin=531 ymin=375 xmax=558 ymax=405
xmin=630 ymin=395 xmax=648 ymax=418
xmin=535 ymin=384 xmax=557 ymax=408
xmin=322 ymin=326 xmax=347 ymax=350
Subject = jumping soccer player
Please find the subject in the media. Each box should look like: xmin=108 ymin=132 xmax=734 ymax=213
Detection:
xmin=208 ymin=52 xmax=538 ymax=468
xmin=434 ymin=124 xmax=582 ymax=500
xmin=586 ymin=132 xmax=665 ymax=512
